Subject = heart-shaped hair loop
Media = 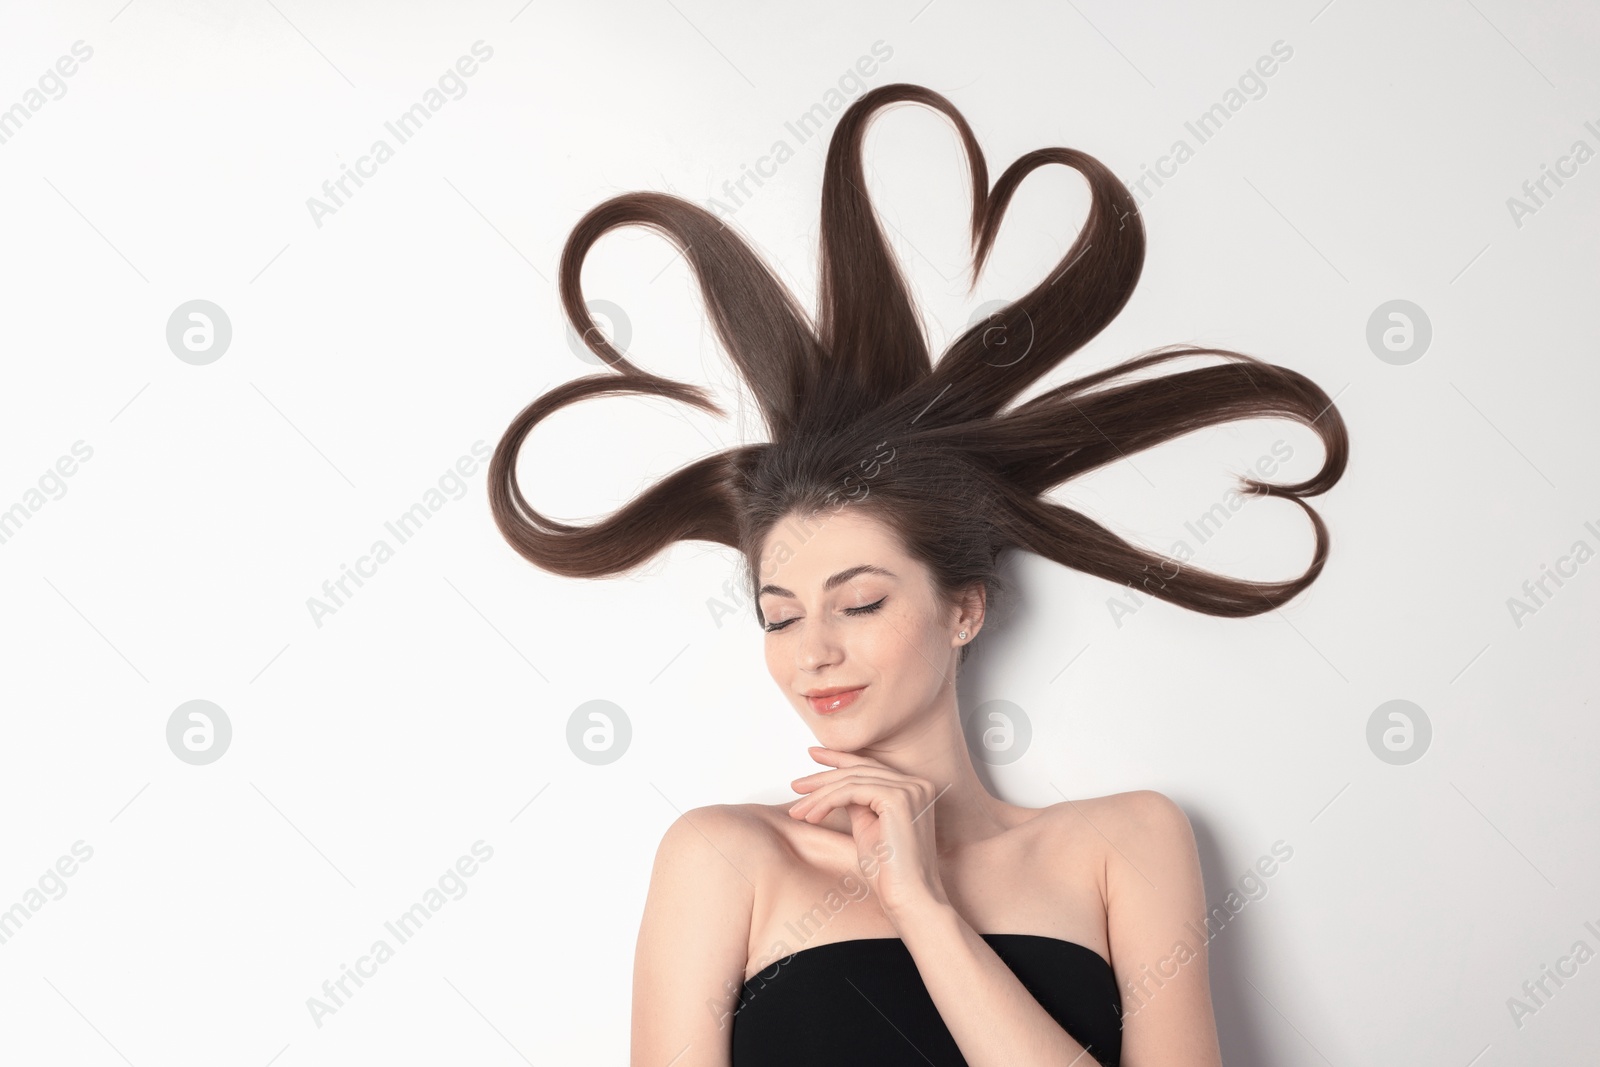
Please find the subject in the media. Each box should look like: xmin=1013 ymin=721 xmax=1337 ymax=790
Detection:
xmin=491 ymin=82 xmax=1350 ymax=630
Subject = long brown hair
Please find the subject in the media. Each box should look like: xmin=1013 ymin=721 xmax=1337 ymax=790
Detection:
xmin=488 ymin=83 xmax=1348 ymax=665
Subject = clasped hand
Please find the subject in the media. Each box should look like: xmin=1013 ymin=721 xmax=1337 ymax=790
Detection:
xmin=789 ymin=746 xmax=951 ymax=923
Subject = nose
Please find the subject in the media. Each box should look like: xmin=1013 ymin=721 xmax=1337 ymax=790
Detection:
xmin=795 ymin=613 xmax=844 ymax=673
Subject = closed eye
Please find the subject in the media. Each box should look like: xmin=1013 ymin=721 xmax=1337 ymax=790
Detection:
xmin=763 ymin=597 xmax=886 ymax=634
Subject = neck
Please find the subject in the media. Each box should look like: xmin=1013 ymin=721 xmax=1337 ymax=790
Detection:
xmin=851 ymin=686 xmax=1013 ymax=853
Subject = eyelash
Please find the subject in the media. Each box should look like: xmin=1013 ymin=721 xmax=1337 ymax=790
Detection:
xmin=763 ymin=597 xmax=886 ymax=634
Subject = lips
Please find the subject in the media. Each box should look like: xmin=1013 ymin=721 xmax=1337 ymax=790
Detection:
xmin=806 ymin=686 xmax=865 ymax=714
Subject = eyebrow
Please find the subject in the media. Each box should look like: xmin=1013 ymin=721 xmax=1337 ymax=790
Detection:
xmin=759 ymin=564 xmax=898 ymax=600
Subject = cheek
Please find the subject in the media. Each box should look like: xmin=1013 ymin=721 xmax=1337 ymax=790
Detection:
xmin=858 ymin=611 xmax=942 ymax=673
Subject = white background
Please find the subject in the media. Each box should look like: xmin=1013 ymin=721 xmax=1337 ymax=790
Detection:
xmin=1 ymin=1 xmax=1596 ymax=1064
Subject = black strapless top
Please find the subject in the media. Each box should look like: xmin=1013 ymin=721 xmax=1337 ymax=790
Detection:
xmin=730 ymin=933 xmax=1121 ymax=1066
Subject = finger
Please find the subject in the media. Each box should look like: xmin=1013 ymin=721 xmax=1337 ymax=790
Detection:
xmin=791 ymin=766 xmax=908 ymax=793
xmin=847 ymin=800 xmax=888 ymax=841
xmin=808 ymin=746 xmax=893 ymax=771
xmin=791 ymin=778 xmax=877 ymax=818
xmin=790 ymin=771 xmax=910 ymax=810
xmin=792 ymin=780 xmax=919 ymax=823
xmin=795 ymin=783 xmax=906 ymax=823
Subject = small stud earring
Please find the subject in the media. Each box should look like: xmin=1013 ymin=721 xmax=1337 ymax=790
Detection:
xmin=958 ymin=630 xmax=968 ymax=640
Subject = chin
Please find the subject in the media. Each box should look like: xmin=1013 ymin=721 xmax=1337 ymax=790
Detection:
xmin=810 ymin=718 xmax=874 ymax=744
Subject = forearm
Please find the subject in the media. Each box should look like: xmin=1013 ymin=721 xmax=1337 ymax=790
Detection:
xmin=896 ymin=899 xmax=1098 ymax=1067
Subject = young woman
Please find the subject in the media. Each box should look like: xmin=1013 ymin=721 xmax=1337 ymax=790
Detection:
xmin=489 ymin=82 xmax=1347 ymax=1066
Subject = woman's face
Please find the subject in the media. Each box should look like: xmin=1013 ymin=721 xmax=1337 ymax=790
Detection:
xmin=756 ymin=507 xmax=977 ymax=747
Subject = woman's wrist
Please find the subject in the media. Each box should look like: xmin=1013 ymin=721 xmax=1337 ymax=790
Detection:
xmin=883 ymin=890 xmax=959 ymax=939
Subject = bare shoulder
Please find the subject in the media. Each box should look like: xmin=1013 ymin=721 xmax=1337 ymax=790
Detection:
xmin=1104 ymin=789 xmax=1199 ymax=873
xmin=633 ymin=803 xmax=784 ymax=1062
xmin=732 ymin=798 xmax=844 ymax=843
xmin=1035 ymin=787 xmax=1193 ymax=847
xmin=1063 ymin=790 xmax=1219 ymax=1063
xmin=1030 ymin=789 xmax=1198 ymax=900
xmin=1094 ymin=788 xmax=1194 ymax=837
xmin=656 ymin=801 xmax=760 ymax=847
xmin=652 ymin=802 xmax=785 ymax=876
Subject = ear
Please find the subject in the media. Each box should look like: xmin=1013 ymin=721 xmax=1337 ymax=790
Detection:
xmin=954 ymin=582 xmax=987 ymax=639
